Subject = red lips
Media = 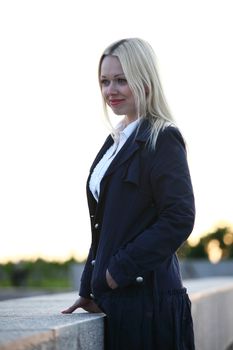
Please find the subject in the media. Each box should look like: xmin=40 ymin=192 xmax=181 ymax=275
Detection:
xmin=109 ymin=99 xmax=125 ymax=106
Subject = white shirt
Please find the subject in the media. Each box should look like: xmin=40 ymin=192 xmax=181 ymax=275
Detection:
xmin=89 ymin=119 xmax=140 ymax=202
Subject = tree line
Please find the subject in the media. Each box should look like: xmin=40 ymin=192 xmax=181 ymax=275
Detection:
xmin=177 ymin=225 xmax=233 ymax=261
xmin=0 ymin=226 xmax=232 ymax=287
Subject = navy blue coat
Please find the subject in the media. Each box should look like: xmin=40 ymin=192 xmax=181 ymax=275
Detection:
xmin=79 ymin=119 xmax=195 ymax=300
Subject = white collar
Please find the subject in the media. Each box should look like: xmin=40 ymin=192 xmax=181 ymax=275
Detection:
xmin=114 ymin=118 xmax=140 ymax=140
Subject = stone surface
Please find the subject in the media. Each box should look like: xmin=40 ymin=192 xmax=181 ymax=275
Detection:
xmin=1 ymin=278 xmax=233 ymax=350
xmin=185 ymin=277 xmax=233 ymax=350
xmin=0 ymin=330 xmax=54 ymax=350
xmin=0 ymin=291 xmax=104 ymax=350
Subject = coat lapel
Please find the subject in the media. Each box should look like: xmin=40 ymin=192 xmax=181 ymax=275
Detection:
xmin=86 ymin=134 xmax=113 ymax=215
xmin=87 ymin=119 xmax=150 ymax=210
xmin=89 ymin=134 xmax=114 ymax=174
xmin=96 ymin=119 xmax=150 ymax=204
xmin=104 ymin=119 xmax=150 ymax=177
xmin=103 ymin=136 xmax=140 ymax=177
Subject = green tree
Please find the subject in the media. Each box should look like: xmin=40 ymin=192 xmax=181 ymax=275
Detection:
xmin=177 ymin=225 xmax=233 ymax=261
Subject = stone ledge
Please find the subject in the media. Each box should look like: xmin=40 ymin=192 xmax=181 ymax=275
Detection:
xmin=0 ymin=277 xmax=233 ymax=350
xmin=186 ymin=277 xmax=233 ymax=350
xmin=0 ymin=292 xmax=104 ymax=350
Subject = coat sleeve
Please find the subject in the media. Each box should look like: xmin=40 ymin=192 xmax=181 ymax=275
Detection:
xmin=107 ymin=127 xmax=195 ymax=287
xmin=79 ymin=246 xmax=93 ymax=298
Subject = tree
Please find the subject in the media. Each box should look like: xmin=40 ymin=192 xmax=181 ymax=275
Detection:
xmin=177 ymin=225 xmax=233 ymax=261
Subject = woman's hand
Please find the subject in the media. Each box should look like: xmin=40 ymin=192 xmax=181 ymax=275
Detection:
xmin=106 ymin=269 xmax=118 ymax=289
xmin=61 ymin=296 xmax=102 ymax=314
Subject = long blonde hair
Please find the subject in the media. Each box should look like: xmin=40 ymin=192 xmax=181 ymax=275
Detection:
xmin=98 ymin=38 xmax=175 ymax=148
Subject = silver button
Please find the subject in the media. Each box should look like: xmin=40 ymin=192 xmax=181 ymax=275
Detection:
xmin=91 ymin=259 xmax=95 ymax=266
xmin=136 ymin=276 xmax=144 ymax=283
xmin=94 ymin=223 xmax=99 ymax=229
xmin=90 ymin=293 xmax=94 ymax=299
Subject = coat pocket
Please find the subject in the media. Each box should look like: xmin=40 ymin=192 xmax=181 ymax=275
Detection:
xmin=91 ymin=265 xmax=112 ymax=297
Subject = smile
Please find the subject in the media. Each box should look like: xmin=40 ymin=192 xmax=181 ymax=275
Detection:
xmin=109 ymin=99 xmax=125 ymax=106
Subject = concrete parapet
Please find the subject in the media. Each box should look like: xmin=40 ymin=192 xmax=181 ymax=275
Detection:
xmin=180 ymin=260 xmax=233 ymax=279
xmin=187 ymin=277 xmax=233 ymax=350
xmin=0 ymin=292 xmax=104 ymax=350
xmin=0 ymin=277 xmax=233 ymax=350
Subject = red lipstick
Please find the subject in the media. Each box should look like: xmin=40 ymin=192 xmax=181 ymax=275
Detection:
xmin=109 ymin=99 xmax=124 ymax=106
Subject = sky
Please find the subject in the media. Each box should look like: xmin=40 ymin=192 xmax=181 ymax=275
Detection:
xmin=0 ymin=0 xmax=233 ymax=263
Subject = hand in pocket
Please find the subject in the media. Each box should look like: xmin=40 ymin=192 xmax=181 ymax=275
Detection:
xmin=106 ymin=269 xmax=118 ymax=289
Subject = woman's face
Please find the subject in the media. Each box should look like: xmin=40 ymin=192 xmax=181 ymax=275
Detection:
xmin=100 ymin=55 xmax=137 ymax=123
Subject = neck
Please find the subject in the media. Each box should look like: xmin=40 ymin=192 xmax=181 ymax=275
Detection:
xmin=123 ymin=115 xmax=138 ymax=126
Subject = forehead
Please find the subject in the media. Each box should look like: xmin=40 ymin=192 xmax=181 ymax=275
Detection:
xmin=100 ymin=55 xmax=124 ymax=77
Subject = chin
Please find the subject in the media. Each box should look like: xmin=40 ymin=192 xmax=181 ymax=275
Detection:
xmin=111 ymin=109 xmax=125 ymax=116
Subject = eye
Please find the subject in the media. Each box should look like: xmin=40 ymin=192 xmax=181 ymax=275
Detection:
xmin=100 ymin=79 xmax=110 ymax=86
xmin=117 ymin=78 xmax=127 ymax=85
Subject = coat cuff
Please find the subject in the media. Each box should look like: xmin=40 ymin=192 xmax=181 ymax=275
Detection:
xmin=79 ymin=281 xmax=92 ymax=299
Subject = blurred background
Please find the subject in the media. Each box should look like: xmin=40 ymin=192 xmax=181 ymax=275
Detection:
xmin=0 ymin=0 xmax=233 ymax=299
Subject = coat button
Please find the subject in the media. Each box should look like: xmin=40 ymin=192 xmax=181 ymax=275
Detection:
xmin=91 ymin=259 xmax=95 ymax=266
xmin=136 ymin=276 xmax=144 ymax=283
xmin=94 ymin=223 xmax=99 ymax=229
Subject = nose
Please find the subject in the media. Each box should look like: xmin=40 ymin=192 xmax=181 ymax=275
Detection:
xmin=106 ymin=81 xmax=118 ymax=96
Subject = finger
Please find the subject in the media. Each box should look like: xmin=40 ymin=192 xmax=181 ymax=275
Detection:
xmin=61 ymin=308 xmax=73 ymax=314
xmin=61 ymin=305 xmax=78 ymax=314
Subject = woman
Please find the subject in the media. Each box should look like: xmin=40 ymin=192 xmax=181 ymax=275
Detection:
xmin=62 ymin=38 xmax=195 ymax=350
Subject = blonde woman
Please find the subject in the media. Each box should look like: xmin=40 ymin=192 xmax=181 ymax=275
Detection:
xmin=62 ymin=38 xmax=195 ymax=350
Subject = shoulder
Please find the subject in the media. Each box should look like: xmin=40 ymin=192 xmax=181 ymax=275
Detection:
xmin=146 ymin=125 xmax=188 ymax=172
xmin=157 ymin=125 xmax=185 ymax=148
xmin=153 ymin=125 xmax=187 ymax=160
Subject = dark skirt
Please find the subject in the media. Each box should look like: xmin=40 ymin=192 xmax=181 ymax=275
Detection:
xmin=96 ymin=278 xmax=195 ymax=350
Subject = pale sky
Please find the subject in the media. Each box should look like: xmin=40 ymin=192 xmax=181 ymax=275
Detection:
xmin=0 ymin=0 xmax=232 ymax=262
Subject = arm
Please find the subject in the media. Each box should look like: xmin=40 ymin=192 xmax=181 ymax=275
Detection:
xmin=108 ymin=127 xmax=195 ymax=287
xmin=62 ymin=246 xmax=103 ymax=313
xmin=79 ymin=246 xmax=94 ymax=298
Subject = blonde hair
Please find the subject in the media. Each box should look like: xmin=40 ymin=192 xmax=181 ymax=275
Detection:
xmin=98 ymin=38 xmax=175 ymax=148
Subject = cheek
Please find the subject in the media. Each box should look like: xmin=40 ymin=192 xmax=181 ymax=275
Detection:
xmin=101 ymin=88 xmax=108 ymax=101
xmin=125 ymin=90 xmax=135 ymax=104
xmin=124 ymin=86 xmax=134 ymax=99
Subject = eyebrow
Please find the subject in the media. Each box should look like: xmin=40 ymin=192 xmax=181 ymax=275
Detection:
xmin=101 ymin=74 xmax=125 ymax=78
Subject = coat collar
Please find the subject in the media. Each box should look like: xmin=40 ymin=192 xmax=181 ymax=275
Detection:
xmin=104 ymin=118 xmax=150 ymax=177
xmin=89 ymin=118 xmax=150 ymax=176
xmin=87 ymin=118 xmax=150 ymax=212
